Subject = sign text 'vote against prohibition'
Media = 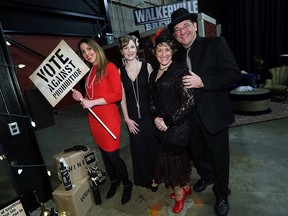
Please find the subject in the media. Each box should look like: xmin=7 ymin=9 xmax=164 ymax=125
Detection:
xmin=29 ymin=40 xmax=90 ymax=107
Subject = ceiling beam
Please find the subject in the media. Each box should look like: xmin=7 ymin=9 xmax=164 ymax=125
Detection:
xmin=109 ymin=0 xmax=143 ymax=9
xmin=0 ymin=1 xmax=105 ymax=21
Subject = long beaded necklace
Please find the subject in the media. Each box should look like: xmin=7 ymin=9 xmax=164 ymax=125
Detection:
xmin=131 ymin=75 xmax=141 ymax=119
xmin=85 ymin=67 xmax=96 ymax=99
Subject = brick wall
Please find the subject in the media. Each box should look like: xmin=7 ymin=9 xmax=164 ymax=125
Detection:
xmin=204 ymin=20 xmax=217 ymax=37
xmin=197 ymin=13 xmax=218 ymax=37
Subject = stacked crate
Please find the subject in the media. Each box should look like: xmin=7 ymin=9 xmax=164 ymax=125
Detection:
xmin=52 ymin=150 xmax=94 ymax=216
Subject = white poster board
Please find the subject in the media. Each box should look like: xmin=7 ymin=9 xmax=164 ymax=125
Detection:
xmin=29 ymin=40 xmax=90 ymax=107
xmin=0 ymin=199 xmax=26 ymax=216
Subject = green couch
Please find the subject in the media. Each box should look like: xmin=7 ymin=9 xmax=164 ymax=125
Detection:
xmin=263 ymin=66 xmax=288 ymax=101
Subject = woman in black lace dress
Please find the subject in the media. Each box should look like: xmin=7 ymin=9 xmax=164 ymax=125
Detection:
xmin=149 ymin=29 xmax=195 ymax=214
xmin=118 ymin=35 xmax=160 ymax=189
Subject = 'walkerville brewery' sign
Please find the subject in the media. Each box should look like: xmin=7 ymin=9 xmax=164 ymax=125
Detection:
xmin=134 ymin=0 xmax=198 ymax=31
xmin=29 ymin=40 xmax=89 ymax=107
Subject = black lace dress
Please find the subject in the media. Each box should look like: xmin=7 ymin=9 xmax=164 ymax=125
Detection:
xmin=120 ymin=62 xmax=161 ymax=187
xmin=149 ymin=62 xmax=195 ymax=187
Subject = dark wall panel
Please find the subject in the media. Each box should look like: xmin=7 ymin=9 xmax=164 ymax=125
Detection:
xmin=0 ymin=24 xmax=52 ymax=212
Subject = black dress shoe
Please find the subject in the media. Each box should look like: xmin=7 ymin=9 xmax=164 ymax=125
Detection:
xmin=193 ymin=178 xmax=213 ymax=192
xmin=215 ymin=198 xmax=229 ymax=216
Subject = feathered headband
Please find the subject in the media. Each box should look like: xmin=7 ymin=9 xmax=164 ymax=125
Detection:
xmin=150 ymin=28 xmax=163 ymax=47
xmin=149 ymin=27 xmax=172 ymax=48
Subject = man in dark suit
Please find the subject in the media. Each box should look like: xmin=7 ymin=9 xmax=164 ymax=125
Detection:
xmin=168 ymin=8 xmax=241 ymax=216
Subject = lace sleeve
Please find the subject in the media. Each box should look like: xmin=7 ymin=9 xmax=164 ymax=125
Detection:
xmin=149 ymin=94 xmax=158 ymax=121
xmin=164 ymin=84 xmax=195 ymax=126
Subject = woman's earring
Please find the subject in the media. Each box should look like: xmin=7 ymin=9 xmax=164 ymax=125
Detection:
xmin=136 ymin=55 xmax=139 ymax=61
xmin=122 ymin=57 xmax=127 ymax=66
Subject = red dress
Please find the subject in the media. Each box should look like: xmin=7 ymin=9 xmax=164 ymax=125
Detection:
xmin=85 ymin=62 xmax=122 ymax=152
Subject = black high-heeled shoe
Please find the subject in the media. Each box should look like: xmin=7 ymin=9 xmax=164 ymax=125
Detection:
xmin=151 ymin=184 xmax=158 ymax=192
xmin=106 ymin=178 xmax=121 ymax=199
xmin=151 ymin=180 xmax=158 ymax=192
xmin=121 ymin=180 xmax=133 ymax=205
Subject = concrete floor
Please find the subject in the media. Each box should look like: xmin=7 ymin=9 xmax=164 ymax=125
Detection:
xmin=31 ymin=104 xmax=288 ymax=216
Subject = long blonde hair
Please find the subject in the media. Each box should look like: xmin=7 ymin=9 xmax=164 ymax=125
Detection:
xmin=77 ymin=38 xmax=108 ymax=81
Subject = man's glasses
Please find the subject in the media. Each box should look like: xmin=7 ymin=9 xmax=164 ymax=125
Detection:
xmin=174 ymin=23 xmax=193 ymax=34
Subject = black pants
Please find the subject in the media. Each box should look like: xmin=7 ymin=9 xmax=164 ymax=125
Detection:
xmin=99 ymin=148 xmax=130 ymax=186
xmin=190 ymin=112 xmax=230 ymax=199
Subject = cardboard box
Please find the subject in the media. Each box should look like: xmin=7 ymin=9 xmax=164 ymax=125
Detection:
xmin=52 ymin=176 xmax=94 ymax=216
xmin=54 ymin=150 xmax=89 ymax=183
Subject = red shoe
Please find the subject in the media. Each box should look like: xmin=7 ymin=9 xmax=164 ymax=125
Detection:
xmin=170 ymin=186 xmax=192 ymax=199
xmin=170 ymin=192 xmax=175 ymax=199
xmin=172 ymin=188 xmax=186 ymax=214
xmin=186 ymin=186 xmax=192 ymax=195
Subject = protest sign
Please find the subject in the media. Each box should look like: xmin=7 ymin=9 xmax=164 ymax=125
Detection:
xmin=29 ymin=40 xmax=116 ymax=139
xmin=29 ymin=40 xmax=90 ymax=107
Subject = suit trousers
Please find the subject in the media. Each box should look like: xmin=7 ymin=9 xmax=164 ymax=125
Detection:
xmin=190 ymin=111 xmax=230 ymax=199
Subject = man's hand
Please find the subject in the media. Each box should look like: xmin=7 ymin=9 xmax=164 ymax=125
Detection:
xmin=182 ymin=71 xmax=204 ymax=88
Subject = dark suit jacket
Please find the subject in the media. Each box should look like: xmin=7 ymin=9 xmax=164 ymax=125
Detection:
xmin=173 ymin=36 xmax=241 ymax=134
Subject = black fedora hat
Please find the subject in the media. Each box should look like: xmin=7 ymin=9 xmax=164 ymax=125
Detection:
xmin=168 ymin=8 xmax=198 ymax=32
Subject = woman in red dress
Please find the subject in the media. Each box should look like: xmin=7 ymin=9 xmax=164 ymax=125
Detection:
xmin=72 ymin=38 xmax=132 ymax=205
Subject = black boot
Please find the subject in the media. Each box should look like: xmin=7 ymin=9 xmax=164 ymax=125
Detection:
xmin=121 ymin=180 xmax=133 ymax=205
xmin=106 ymin=178 xmax=121 ymax=199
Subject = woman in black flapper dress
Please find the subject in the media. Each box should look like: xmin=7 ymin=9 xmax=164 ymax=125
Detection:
xmin=148 ymin=29 xmax=195 ymax=214
xmin=118 ymin=35 xmax=160 ymax=189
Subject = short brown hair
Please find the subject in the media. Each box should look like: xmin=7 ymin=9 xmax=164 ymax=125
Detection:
xmin=152 ymin=39 xmax=177 ymax=55
xmin=118 ymin=35 xmax=139 ymax=50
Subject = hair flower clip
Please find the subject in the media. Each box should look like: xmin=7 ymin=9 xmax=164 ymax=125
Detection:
xmin=135 ymin=37 xmax=140 ymax=48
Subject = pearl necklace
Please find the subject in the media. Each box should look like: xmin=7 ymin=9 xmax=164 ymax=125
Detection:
xmin=85 ymin=67 xmax=96 ymax=99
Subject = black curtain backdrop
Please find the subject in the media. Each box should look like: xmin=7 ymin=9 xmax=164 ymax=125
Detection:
xmin=227 ymin=0 xmax=287 ymax=81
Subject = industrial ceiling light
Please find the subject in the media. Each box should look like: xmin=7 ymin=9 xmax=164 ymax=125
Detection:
xmin=18 ymin=168 xmax=23 ymax=175
xmin=0 ymin=63 xmax=26 ymax=68
xmin=17 ymin=64 xmax=26 ymax=68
